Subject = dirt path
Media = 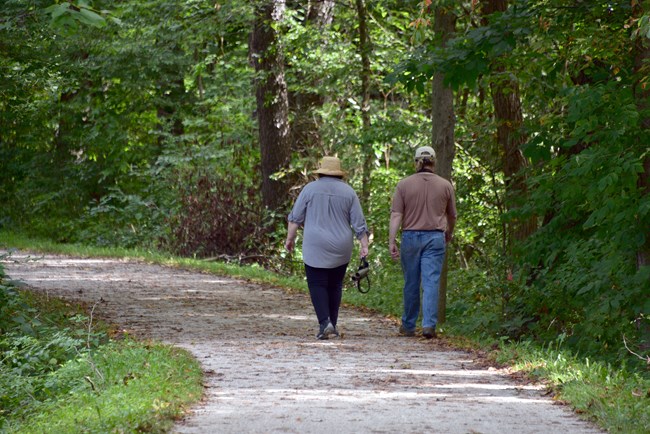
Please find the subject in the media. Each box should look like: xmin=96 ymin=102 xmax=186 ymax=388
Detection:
xmin=1 ymin=252 xmax=603 ymax=434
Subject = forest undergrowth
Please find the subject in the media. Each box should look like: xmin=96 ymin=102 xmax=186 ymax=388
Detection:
xmin=0 ymin=253 xmax=203 ymax=433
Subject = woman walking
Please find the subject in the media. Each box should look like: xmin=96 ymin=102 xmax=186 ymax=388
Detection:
xmin=285 ymin=156 xmax=369 ymax=339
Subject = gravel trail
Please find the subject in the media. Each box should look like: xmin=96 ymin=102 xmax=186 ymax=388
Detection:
xmin=1 ymin=252 xmax=603 ymax=434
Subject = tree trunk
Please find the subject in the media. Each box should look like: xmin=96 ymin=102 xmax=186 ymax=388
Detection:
xmin=633 ymin=0 xmax=650 ymax=269
xmin=355 ymin=0 xmax=373 ymax=206
xmin=482 ymin=0 xmax=536 ymax=244
xmin=306 ymin=0 xmax=335 ymax=25
xmin=288 ymin=1 xmax=335 ymax=156
xmin=251 ymin=0 xmax=291 ymax=211
xmin=431 ymin=6 xmax=457 ymax=324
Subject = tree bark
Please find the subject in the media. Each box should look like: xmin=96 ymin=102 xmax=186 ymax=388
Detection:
xmin=355 ymin=0 xmax=373 ymax=206
xmin=482 ymin=0 xmax=536 ymax=244
xmin=251 ymin=0 xmax=292 ymax=211
xmin=431 ymin=6 xmax=457 ymax=324
xmin=306 ymin=0 xmax=335 ymax=25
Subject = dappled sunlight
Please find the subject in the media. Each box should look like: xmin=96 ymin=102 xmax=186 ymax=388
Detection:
xmin=13 ymin=258 xmax=125 ymax=266
xmin=340 ymin=317 xmax=375 ymax=323
xmin=372 ymin=368 xmax=506 ymax=377
xmin=208 ymin=387 xmax=549 ymax=406
xmin=256 ymin=313 xmax=312 ymax=321
xmin=8 ymin=275 xmax=135 ymax=283
xmin=23 ymin=274 xmax=235 ymax=284
xmin=180 ymin=312 xmax=219 ymax=317
xmin=431 ymin=383 xmax=543 ymax=391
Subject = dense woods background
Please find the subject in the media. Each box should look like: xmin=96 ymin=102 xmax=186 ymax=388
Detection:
xmin=1 ymin=0 xmax=648 ymax=367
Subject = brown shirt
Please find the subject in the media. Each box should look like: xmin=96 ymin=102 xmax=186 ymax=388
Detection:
xmin=391 ymin=172 xmax=457 ymax=231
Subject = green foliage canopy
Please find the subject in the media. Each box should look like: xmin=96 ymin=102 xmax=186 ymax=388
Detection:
xmin=0 ymin=0 xmax=647 ymax=365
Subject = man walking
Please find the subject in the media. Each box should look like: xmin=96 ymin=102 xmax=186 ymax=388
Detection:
xmin=389 ymin=146 xmax=457 ymax=339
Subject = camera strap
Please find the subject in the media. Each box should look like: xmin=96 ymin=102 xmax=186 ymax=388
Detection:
xmin=352 ymin=256 xmax=370 ymax=294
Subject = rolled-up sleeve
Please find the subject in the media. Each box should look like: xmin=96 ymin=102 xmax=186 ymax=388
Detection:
xmin=350 ymin=194 xmax=369 ymax=239
xmin=287 ymin=188 xmax=310 ymax=225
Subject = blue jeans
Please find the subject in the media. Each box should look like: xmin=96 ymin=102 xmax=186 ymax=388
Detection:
xmin=400 ymin=230 xmax=446 ymax=331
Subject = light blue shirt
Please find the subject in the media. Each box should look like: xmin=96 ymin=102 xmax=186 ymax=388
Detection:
xmin=288 ymin=177 xmax=368 ymax=268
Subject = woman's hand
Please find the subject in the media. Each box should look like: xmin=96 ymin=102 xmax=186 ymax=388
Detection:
xmin=285 ymin=222 xmax=300 ymax=253
xmin=360 ymin=245 xmax=368 ymax=258
xmin=359 ymin=233 xmax=369 ymax=258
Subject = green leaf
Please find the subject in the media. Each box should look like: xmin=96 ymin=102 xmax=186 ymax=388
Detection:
xmin=48 ymin=3 xmax=71 ymax=20
xmin=76 ymin=8 xmax=107 ymax=28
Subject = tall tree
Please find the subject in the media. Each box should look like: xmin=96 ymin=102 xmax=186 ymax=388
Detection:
xmin=633 ymin=0 xmax=650 ymax=269
xmin=306 ymin=0 xmax=334 ymax=23
xmin=481 ymin=0 xmax=536 ymax=244
xmin=431 ymin=5 xmax=457 ymax=324
xmin=251 ymin=0 xmax=292 ymax=210
xmin=355 ymin=0 xmax=373 ymax=205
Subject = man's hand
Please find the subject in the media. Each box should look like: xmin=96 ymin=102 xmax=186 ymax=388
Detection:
xmin=445 ymin=231 xmax=453 ymax=243
xmin=389 ymin=241 xmax=400 ymax=261
xmin=389 ymin=212 xmax=403 ymax=262
xmin=285 ymin=238 xmax=295 ymax=252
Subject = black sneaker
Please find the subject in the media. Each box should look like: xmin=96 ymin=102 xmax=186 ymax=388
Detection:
xmin=317 ymin=321 xmax=336 ymax=340
xmin=399 ymin=325 xmax=415 ymax=337
xmin=422 ymin=327 xmax=437 ymax=339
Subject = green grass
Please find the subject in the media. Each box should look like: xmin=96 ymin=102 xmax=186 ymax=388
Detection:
xmin=2 ymin=230 xmax=648 ymax=433
xmin=0 ymin=240 xmax=203 ymax=433
xmin=495 ymin=340 xmax=650 ymax=433
xmin=8 ymin=341 xmax=202 ymax=433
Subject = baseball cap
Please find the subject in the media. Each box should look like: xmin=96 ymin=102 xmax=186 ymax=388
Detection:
xmin=415 ymin=146 xmax=436 ymax=160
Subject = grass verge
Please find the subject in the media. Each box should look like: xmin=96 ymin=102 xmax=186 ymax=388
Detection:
xmin=8 ymin=341 xmax=203 ymax=433
xmin=494 ymin=340 xmax=649 ymax=433
xmin=0 ymin=246 xmax=203 ymax=433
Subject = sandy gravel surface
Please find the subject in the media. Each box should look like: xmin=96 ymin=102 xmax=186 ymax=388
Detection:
xmin=1 ymin=251 xmax=603 ymax=434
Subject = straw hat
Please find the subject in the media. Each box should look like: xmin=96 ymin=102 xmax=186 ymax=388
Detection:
xmin=314 ymin=156 xmax=346 ymax=177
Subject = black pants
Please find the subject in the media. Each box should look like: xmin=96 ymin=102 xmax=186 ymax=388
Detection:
xmin=304 ymin=263 xmax=348 ymax=327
